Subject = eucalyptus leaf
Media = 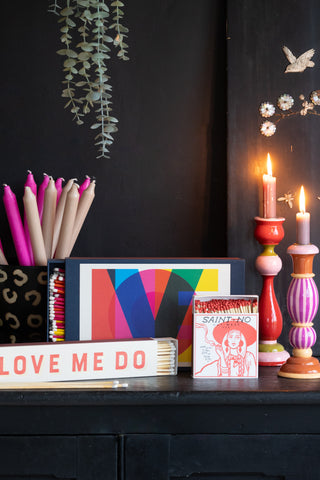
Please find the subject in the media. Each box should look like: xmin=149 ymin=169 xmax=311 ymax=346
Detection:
xmin=86 ymin=91 xmax=101 ymax=101
xmin=78 ymin=51 xmax=91 ymax=61
xmin=103 ymin=35 xmax=114 ymax=43
xmin=64 ymin=58 xmax=77 ymax=67
xmin=66 ymin=18 xmax=76 ymax=27
xmin=106 ymin=116 xmax=118 ymax=123
xmin=83 ymin=9 xmax=93 ymax=20
xmin=61 ymin=7 xmax=74 ymax=16
xmin=90 ymin=123 xmax=102 ymax=129
xmin=77 ymin=42 xmax=94 ymax=52
xmin=65 ymin=49 xmax=78 ymax=58
xmin=77 ymin=0 xmax=89 ymax=6
xmin=104 ymin=124 xmax=118 ymax=133
xmin=91 ymin=52 xmax=107 ymax=61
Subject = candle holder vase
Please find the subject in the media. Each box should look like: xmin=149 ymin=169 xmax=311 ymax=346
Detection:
xmin=254 ymin=217 xmax=290 ymax=366
xmin=278 ymin=243 xmax=320 ymax=378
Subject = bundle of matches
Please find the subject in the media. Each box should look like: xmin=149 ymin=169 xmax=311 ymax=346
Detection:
xmin=0 ymin=338 xmax=178 ymax=383
xmin=194 ymin=297 xmax=258 ymax=314
xmin=48 ymin=267 xmax=65 ymax=342
xmin=156 ymin=340 xmax=177 ymax=376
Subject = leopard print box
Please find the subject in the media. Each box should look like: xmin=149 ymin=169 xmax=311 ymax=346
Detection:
xmin=0 ymin=266 xmax=47 ymax=344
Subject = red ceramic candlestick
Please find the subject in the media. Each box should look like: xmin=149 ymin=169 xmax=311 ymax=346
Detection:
xmin=254 ymin=217 xmax=290 ymax=366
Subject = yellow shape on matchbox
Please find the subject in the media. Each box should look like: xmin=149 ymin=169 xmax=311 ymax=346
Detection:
xmin=179 ymin=344 xmax=192 ymax=365
xmin=196 ymin=269 xmax=219 ymax=292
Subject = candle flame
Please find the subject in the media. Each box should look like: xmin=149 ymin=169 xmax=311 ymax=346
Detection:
xmin=267 ymin=153 xmax=272 ymax=176
xmin=299 ymin=185 xmax=306 ymax=214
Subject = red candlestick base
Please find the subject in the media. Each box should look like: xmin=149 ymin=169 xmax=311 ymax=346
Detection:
xmin=254 ymin=217 xmax=290 ymax=366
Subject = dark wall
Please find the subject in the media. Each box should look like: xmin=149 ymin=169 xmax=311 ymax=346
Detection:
xmin=228 ymin=0 xmax=320 ymax=353
xmin=0 ymin=0 xmax=227 ymax=262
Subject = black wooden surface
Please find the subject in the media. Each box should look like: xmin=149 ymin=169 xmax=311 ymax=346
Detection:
xmin=0 ymin=369 xmax=319 ymax=479
xmin=0 ymin=368 xmax=319 ymax=435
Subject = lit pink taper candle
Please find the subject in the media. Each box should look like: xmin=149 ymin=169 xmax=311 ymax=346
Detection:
xmin=296 ymin=185 xmax=310 ymax=245
xmin=263 ymin=153 xmax=276 ymax=218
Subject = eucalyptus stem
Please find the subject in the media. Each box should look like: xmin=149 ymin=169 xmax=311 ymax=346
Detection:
xmin=48 ymin=0 xmax=128 ymax=158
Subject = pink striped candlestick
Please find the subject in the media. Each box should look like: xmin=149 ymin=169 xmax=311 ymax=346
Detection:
xmin=279 ymin=243 xmax=320 ymax=378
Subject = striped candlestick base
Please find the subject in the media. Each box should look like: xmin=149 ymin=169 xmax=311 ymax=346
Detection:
xmin=279 ymin=243 xmax=320 ymax=379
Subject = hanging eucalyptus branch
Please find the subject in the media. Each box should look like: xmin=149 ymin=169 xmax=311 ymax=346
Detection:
xmin=48 ymin=0 xmax=129 ymax=158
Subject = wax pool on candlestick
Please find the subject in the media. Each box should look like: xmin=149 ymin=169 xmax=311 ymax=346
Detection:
xmin=296 ymin=185 xmax=310 ymax=245
xmin=263 ymin=153 xmax=276 ymax=219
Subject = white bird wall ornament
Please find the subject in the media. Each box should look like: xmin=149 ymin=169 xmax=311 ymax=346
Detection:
xmin=283 ymin=45 xmax=315 ymax=73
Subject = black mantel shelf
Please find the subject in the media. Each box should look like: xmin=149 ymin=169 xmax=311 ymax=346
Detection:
xmin=0 ymin=367 xmax=320 ymax=479
xmin=0 ymin=367 xmax=318 ymax=436
xmin=0 ymin=366 xmax=320 ymax=403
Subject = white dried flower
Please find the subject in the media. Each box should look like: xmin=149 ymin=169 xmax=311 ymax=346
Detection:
xmin=300 ymin=100 xmax=314 ymax=116
xmin=260 ymin=121 xmax=276 ymax=137
xmin=278 ymin=94 xmax=294 ymax=111
xmin=310 ymin=90 xmax=320 ymax=105
xmin=259 ymin=102 xmax=275 ymax=118
xmin=278 ymin=193 xmax=295 ymax=209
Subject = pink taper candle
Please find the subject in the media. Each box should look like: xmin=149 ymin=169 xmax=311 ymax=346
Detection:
xmin=55 ymin=177 xmax=64 ymax=204
xmin=54 ymin=183 xmax=80 ymax=259
xmin=78 ymin=175 xmax=91 ymax=197
xmin=24 ymin=170 xmax=37 ymax=265
xmin=3 ymin=185 xmax=31 ymax=265
xmin=37 ymin=173 xmax=50 ymax=222
xmin=296 ymin=185 xmax=310 ymax=245
xmin=42 ymin=177 xmax=57 ymax=259
xmin=23 ymin=187 xmax=47 ymax=266
xmin=67 ymin=180 xmax=96 ymax=256
xmin=263 ymin=153 xmax=276 ymax=218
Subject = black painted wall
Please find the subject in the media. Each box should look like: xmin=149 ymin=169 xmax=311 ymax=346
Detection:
xmin=0 ymin=0 xmax=226 ymax=262
xmin=3 ymin=1 xmax=320 ymax=357
xmin=228 ymin=0 xmax=320 ymax=353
